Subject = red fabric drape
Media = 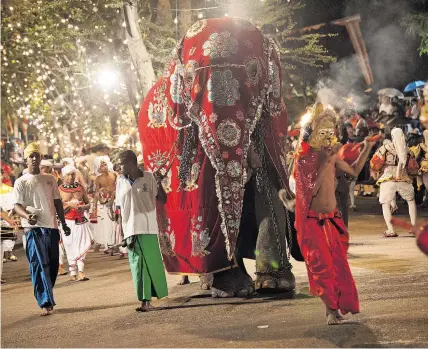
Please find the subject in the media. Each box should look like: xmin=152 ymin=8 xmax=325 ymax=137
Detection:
xmin=139 ymin=17 xmax=289 ymax=274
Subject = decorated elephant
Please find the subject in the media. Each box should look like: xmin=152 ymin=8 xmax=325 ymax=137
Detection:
xmin=138 ymin=17 xmax=301 ymax=297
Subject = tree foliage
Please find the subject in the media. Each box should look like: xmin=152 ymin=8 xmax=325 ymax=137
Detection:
xmin=1 ymin=0 xmax=175 ymax=154
xmin=256 ymin=0 xmax=336 ymax=69
xmin=402 ymin=13 xmax=428 ymax=56
xmin=1 ymin=0 xmax=335 ymax=150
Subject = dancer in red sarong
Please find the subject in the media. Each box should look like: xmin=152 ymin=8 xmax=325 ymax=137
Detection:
xmin=293 ymin=103 xmax=376 ymax=325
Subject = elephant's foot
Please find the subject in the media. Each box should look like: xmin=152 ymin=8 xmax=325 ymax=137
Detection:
xmin=211 ymin=267 xmax=255 ymax=298
xmin=255 ymin=269 xmax=296 ymax=293
xmin=199 ymin=274 xmax=213 ymax=290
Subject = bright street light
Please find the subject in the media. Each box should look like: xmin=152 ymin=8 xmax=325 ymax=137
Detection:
xmin=95 ymin=66 xmax=119 ymax=90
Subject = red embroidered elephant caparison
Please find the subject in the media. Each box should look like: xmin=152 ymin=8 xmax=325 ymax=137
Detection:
xmin=138 ymin=17 xmax=291 ymax=274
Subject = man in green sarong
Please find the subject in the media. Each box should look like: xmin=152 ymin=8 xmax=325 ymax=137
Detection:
xmin=115 ymin=150 xmax=168 ymax=312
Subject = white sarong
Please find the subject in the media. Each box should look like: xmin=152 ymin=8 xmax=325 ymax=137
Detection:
xmin=59 ymin=241 xmax=66 ymax=265
xmin=91 ymin=203 xmax=115 ymax=249
xmin=0 ymin=242 xmax=3 ymax=278
xmin=2 ymin=239 xmax=15 ymax=252
xmin=62 ymin=219 xmax=93 ymax=275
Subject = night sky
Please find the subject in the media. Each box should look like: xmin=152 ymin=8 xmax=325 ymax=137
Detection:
xmin=293 ymin=0 xmax=428 ymax=90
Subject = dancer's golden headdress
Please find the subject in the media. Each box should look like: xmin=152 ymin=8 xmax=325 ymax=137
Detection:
xmin=305 ymin=103 xmax=338 ymax=150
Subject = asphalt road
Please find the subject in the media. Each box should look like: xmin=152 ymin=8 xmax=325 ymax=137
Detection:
xmin=1 ymin=197 xmax=428 ymax=348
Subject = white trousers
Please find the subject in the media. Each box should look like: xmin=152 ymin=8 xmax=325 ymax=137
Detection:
xmin=61 ymin=220 xmax=93 ymax=275
xmin=91 ymin=204 xmax=115 ymax=249
xmin=59 ymin=241 xmax=65 ymax=265
xmin=0 ymin=242 xmax=3 ymax=279
xmin=2 ymin=239 xmax=15 ymax=252
xmin=379 ymin=181 xmax=415 ymax=204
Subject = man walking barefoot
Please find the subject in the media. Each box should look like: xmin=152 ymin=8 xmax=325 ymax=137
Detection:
xmin=59 ymin=165 xmax=93 ymax=281
xmin=13 ymin=143 xmax=70 ymax=316
xmin=91 ymin=156 xmax=116 ymax=253
xmin=115 ymin=150 xmax=168 ymax=312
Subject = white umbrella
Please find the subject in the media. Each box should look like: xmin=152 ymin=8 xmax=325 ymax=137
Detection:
xmin=377 ymin=88 xmax=404 ymax=98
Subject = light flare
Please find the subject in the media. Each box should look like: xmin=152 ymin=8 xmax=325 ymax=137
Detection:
xmin=300 ymin=112 xmax=312 ymax=127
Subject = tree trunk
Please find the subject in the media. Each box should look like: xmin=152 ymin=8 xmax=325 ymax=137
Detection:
xmin=123 ymin=0 xmax=156 ymax=100
xmin=114 ymin=12 xmax=139 ymax=124
xmin=156 ymin=0 xmax=172 ymax=25
xmin=110 ymin=111 xmax=119 ymax=138
xmin=179 ymin=0 xmax=192 ymax=38
xmin=13 ymin=117 xmax=19 ymax=139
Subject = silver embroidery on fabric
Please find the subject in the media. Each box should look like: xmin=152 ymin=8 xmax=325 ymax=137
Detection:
xmin=185 ymin=19 xmax=207 ymax=39
xmin=191 ymin=216 xmax=211 ymax=257
xmin=244 ymin=56 xmax=262 ymax=86
xmin=208 ymin=70 xmax=240 ymax=107
xmin=217 ymin=119 xmax=242 ymax=147
xmin=202 ymin=32 xmax=238 ymax=59
xmin=159 ymin=219 xmax=176 ymax=256
xmin=170 ymin=65 xmax=184 ymax=104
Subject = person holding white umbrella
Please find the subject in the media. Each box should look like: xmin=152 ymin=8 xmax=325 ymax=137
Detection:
xmin=379 ymin=95 xmax=393 ymax=115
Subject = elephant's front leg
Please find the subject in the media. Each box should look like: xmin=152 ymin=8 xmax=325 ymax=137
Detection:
xmin=254 ymin=179 xmax=296 ymax=293
xmin=211 ymin=265 xmax=255 ymax=298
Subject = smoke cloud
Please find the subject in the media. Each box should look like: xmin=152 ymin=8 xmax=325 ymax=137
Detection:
xmin=316 ymin=0 xmax=420 ymax=110
xmin=316 ymin=55 xmax=369 ymax=111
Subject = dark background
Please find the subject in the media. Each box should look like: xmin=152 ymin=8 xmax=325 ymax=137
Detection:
xmin=294 ymin=0 xmax=428 ymax=90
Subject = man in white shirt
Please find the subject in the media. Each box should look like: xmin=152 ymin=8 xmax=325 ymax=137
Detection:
xmin=13 ymin=142 xmax=70 ymax=316
xmin=115 ymin=150 xmax=167 ymax=312
xmin=379 ymin=96 xmax=393 ymax=115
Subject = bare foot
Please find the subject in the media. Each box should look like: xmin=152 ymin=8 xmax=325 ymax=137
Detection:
xmin=335 ymin=309 xmax=344 ymax=320
xmin=326 ymin=307 xmax=341 ymax=325
xmin=70 ymin=275 xmax=77 ymax=281
xmin=40 ymin=308 xmax=51 ymax=316
xmin=178 ymin=276 xmax=190 ymax=285
xmin=58 ymin=265 xmax=68 ymax=276
xmin=136 ymin=301 xmax=154 ymax=312
xmin=78 ymin=272 xmax=89 ymax=281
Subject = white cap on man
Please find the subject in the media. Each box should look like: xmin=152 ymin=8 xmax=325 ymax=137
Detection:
xmin=40 ymin=160 xmax=53 ymax=168
xmin=62 ymin=164 xmax=77 ymax=177
xmin=62 ymin=157 xmax=75 ymax=167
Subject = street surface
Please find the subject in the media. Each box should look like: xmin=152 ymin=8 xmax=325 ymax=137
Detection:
xmin=2 ymin=197 xmax=428 ymax=348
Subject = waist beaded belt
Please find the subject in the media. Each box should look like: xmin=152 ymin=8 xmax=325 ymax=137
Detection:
xmin=65 ymin=209 xmax=87 ymax=224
